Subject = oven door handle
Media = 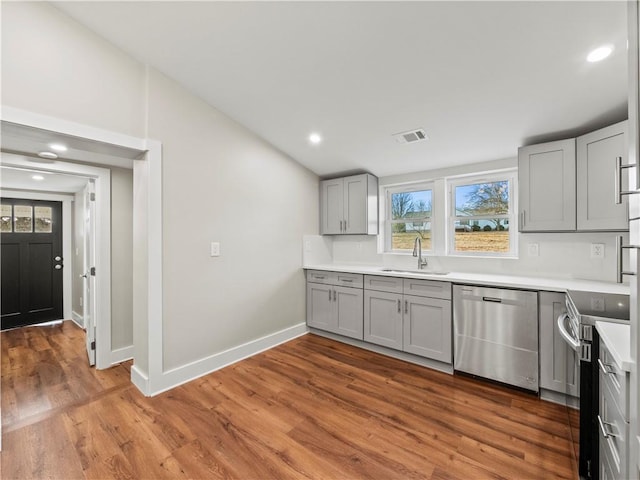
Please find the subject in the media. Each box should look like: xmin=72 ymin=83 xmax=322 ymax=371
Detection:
xmin=557 ymin=313 xmax=580 ymax=351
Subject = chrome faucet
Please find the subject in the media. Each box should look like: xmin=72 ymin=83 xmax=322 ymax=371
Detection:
xmin=412 ymin=236 xmax=428 ymax=270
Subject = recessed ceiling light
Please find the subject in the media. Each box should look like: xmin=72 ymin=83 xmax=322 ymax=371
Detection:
xmin=587 ymin=45 xmax=613 ymax=63
xmin=38 ymin=151 xmax=58 ymax=159
xmin=49 ymin=143 xmax=67 ymax=152
xmin=309 ymin=133 xmax=322 ymax=145
xmin=32 ymin=174 xmax=45 ymax=181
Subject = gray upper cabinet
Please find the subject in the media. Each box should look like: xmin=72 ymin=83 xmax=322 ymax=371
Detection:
xmin=577 ymin=121 xmax=628 ymax=231
xmin=320 ymin=173 xmax=378 ymax=235
xmin=519 ymin=138 xmax=576 ymax=232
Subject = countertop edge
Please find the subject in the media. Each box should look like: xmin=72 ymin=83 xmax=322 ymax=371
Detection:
xmin=303 ymin=264 xmax=629 ymax=295
xmin=595 ymin=321 xmax=632 ymax=372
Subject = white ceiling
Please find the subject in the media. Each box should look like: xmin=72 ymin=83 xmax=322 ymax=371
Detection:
xmin=1 ymin=164 xmax=89 ymax=194
xmin=52 ymin=1 xmax=627 ymax=177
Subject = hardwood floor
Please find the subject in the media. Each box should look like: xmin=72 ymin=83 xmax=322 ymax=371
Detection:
xmin=2 ymin=322 xmax=579 ymax=479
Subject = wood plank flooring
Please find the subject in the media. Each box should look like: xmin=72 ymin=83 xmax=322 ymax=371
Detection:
xmin=2 ymin=321 xmax=579 ymax=479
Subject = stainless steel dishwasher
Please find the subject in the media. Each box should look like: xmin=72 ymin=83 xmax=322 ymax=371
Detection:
xmin=453 ymin=285 xmax=539 ymax=392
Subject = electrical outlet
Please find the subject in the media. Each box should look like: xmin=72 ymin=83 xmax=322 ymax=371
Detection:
xmin=527 ymin=243 xmax=539 ymax=257
xmin=590 ymin=296 xmax=605 ymax=312
xmin=591 ymin=243 xmax=605 ymax=259
xmin=210 ymin=242 xmax=220 ymax=257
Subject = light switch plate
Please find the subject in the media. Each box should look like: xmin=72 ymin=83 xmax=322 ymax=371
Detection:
xmin=590 ymin=243 xmax=605 ymax=259
xmin=210 ymin=242 xmax=220 ymax=257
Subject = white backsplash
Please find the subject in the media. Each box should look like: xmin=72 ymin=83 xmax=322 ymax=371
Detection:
xmin=304 ymin=232 xmax=630 ymax=284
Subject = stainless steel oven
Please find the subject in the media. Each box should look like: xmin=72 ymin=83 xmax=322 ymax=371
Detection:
xmin=562 ymin=290 xmax=629 ymax=480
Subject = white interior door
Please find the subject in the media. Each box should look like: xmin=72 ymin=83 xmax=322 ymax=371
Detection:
xmin=83 ymin=181 xmax=97 ymax=366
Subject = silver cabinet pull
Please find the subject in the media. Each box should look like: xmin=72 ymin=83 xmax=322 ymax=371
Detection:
xmin=597 ymin=358 xmax=615 ymax=375
xmin=404 ymin=300 xmax=408 ymax=314
xmin=615 ymin=156 xmax=640 ymax=204
xmin=54 ymin=256 xmax=62 ymax=261
xmin=54 ymin=264 xmax=62 ymax=270
xmin=520 ymin=211 xmax=525 ymax=228
xmin=328 ymin=289 xmax=332 ymax=301
xmin=598 ymin=415 xmax=619 ymax=438
xmin=341 ymin=278 xmax=353 ymax=283
xmin=617 ymin=235 xmax=638 ymax=283
xmin=397 ymin=299 xmax=401 ymax=313
xmin=344 ymin=219 xmax=347 ymax=231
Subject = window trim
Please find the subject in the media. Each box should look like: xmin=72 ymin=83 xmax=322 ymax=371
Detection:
xmin=446 ymin=170 xmax=518 ymax=258
xmin=383 ymin=181 xmax=435 ymax=253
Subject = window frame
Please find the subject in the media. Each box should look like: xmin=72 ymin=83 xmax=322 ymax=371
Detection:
xmin=446 ymin=170 xmax=518 ymax=258
xmin=383 ymin=181 xmax=435 ymax=254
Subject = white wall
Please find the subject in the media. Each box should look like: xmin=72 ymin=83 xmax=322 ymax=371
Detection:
xmin=324 ymin=158 xmax=629 ymax=283
xmin=2 ymin=2 xmax=319 ymax=386
xmin=1 ymin=2 xmax=145 ymax=138
xmin=146 ymin=69 xmax=318 ymax=370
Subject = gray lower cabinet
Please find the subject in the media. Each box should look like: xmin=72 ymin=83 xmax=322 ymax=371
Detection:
xmin=539 ymin=291 xmax=579 ymax=397
xmin=364 ymin=290 xmax=403 ymax=349
xmin=306 ymin=270 xmax=363 ymax=340
xmin=599 ymin=337 xmax=630 ymax=480
xmin=403 ymin=294 xmax=452 ymax=363
xmin=364 ymin=275 xmax=452 ymax=363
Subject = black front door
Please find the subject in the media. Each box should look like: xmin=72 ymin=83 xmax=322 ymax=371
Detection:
xmin=1 ymin=198 xmax=63 ymax=330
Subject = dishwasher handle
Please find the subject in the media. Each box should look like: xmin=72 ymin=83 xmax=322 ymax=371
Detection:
xmin=557 ymin=313 xmax=580 ymax=351
xmin=482 ymin=296 xmax=502 ymax=303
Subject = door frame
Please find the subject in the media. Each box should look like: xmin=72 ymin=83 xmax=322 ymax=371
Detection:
xmin=0 ymin=189 xmax=75 ymax=322
xmin=1 ymin=154 xmax=112 ymax=367
xmin=1 ymin=106 xmax=163 ymax=385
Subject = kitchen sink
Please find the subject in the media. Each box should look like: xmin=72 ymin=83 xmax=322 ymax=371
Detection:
xmin=379 ymin=268 xmax=449 ymax=276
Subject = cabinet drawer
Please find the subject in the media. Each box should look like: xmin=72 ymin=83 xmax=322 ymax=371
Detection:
xmin=364 ymin=275 xmax=403 ymax=293
xmin=306 ymin=270 xmax=363 ymax=288
xmin=334 ymin=272 xmax=363 ymax=288
xmin=306 ymin=270 xmax=336 ymax=284
xmin=599 ymin=369 xmax=628 ymax=479
xmin=403 ymin=278 xmax=451 ymax=300
xmin=599 ymin=338 xmax=629 ymax=420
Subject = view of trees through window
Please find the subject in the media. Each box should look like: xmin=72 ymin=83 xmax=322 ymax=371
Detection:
xmin=390 ymin=189 xmax=432 ymax=250
xmin=453 ymin=180 xmax=510 ymax=253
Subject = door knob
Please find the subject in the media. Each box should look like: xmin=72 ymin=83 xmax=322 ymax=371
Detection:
xmin=54 ymin=264 xmax=62 ymax=270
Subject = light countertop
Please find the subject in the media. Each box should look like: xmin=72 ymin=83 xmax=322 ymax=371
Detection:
xmin=596 ymin=321 xmax=632 ymax=372
xmin=303 ymin=263 xmax=629 ymax=295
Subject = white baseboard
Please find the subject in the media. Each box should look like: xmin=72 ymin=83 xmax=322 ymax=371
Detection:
xmin=144 ymin=322 xmax=308 ymax=397
xmin=71 ymin=311 xmax=84 ymax=328
xmin=110 ymin=345 xmax=134 ymax=365
xmin=131 ymin=364 xmax=150 ymax=396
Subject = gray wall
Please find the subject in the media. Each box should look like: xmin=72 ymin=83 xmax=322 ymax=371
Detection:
xmin=2 ymin=2 xmax=319 ymax=375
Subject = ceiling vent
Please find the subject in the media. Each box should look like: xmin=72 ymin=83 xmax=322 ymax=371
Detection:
xmin=393 ymin=128 xmax=428 ymax=144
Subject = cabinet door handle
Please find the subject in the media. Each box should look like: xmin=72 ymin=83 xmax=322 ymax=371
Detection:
xmin=615 ymin=156 xmax=640 ymax=202
xmin=329 ymin=289 xmax=332 ymax=301
xmin=520 ymin=211 xmax=525 ymax=228
xmin=404 ymin=300 xmax=408 ymax=314
xmin=397 ymin=299 xmax=401 ymax=313
xmin=344 ymin=219 xmax=347 ymax=231
xmin=333 ymin=289 xmax=336 ymax=301
xmin=597 ymin=358 xmax=615 ymax=375
xmin=598 ymin=415 xmax=619 ymax=438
